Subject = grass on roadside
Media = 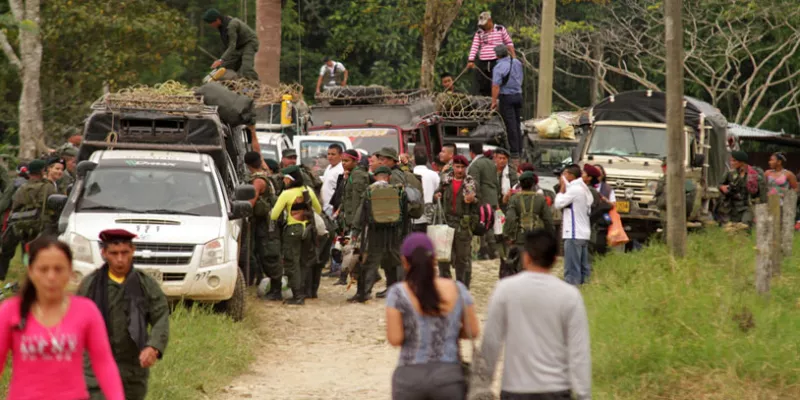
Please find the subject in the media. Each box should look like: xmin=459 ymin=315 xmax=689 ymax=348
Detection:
xmin=586 ymin=228 xmax=800 ymax=399
xmin=1 ymin=255 xmax=260 ymax=400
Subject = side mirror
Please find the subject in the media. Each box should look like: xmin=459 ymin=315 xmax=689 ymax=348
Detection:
xmin=692 ymin=154 xmax=705 ymax=168
xmin=229 ymin=201 xmax=252 ymax=220
xmin=47 ymin=194 xmax=68 ymax=212
xmin=234 ymin=184 xmax=256 ymax=201
xmin=76 ymin=161 xmax=97 ymax=178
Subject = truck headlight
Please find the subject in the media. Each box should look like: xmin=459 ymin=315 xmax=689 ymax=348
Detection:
xmin=646 ymin=180 xmax=659 ymax=193
xmin=68 ymin=233 xmax=93 ymax=264
xmin=200 ymin=238 xmax=225 ymax=267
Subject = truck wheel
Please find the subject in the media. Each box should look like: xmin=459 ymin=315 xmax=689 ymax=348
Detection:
xmin=216 ymin=268 xmax=246 ymax=322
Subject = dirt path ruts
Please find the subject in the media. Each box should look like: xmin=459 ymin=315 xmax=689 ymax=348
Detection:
xmin=216 ymin=261 xmax=502 ymax=400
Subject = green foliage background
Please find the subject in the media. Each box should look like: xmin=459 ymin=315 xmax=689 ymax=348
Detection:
xmin=1 ymin=0 xmax=799 ymax=150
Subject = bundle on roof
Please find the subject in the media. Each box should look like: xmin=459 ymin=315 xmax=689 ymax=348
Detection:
xmin=218 ymin=79 xmax=304 ymax=106
xmin=105 ymin=81 xmax=207 ymax=113
xmin=315 ymin=86 xmax=429 ymax=106
xmin=435 ymin=92 xmax=495 ymax=121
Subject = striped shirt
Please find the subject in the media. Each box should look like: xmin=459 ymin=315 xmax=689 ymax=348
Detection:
xmin=468 ymin=25 xmax=515 ymax=61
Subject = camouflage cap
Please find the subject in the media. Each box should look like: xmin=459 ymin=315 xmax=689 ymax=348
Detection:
xmin=283 ymin=149 xmax=297 ymax=158
xmin=376 ymin=147 xmax=399 ymax=162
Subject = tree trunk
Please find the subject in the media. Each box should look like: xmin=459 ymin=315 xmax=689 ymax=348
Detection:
xmin=420 ymin=0 xmax=464 ymax=90
xmin=665 ymin=0 xmax=687 ymax=258
xmin=536 ymin=0 xmax=556 ymax=117
xmin=256 ymin=0 xmax=281 ymax=87
xmin=3 ymin=0 xmax=45 ymax=160
xmin=590 ymin=35 xmax=603 ymax=105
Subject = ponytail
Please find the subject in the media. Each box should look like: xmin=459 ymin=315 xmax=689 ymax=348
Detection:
xmin=405 ymin=248 xmax=440 ymax=315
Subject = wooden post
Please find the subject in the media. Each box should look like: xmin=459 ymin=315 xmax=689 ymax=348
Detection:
xmin=665 ymin=0 xmax=687 ymax=257
xmin=782 ymin=190 xmax=797 ymax=258
xmin=768 ymin=194 xmax=782 ymax=277
xmin=536 ymin=0 xmax=556 ymax=117
xmin=754 ymin=203 xmax=771 ymax=295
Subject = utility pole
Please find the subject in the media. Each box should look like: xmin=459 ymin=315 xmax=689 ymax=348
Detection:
xmin=536 ymin=0 xmax=556 ymax=117
xmin=665 ymin=0 xmax=687 ymax=257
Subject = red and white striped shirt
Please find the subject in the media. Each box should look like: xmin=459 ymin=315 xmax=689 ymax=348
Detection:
xmin=468 ymin=25 xmax=514 ymax=62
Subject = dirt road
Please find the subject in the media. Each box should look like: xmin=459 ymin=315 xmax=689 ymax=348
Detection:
xmin=216 ymin=260 xmax=500 ymax=400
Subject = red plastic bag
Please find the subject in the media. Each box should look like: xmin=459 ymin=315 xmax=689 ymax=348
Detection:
xmin=607 ymin=208 xmax=630 ymax=247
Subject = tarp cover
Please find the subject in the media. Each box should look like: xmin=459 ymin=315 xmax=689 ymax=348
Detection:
xmin=310 ymin=98 xmax=436 ymax=131
xmin=80 ymin=109 xmax=239 ymax=183
xmin=591 ymin=91 xmax=729 ymax=187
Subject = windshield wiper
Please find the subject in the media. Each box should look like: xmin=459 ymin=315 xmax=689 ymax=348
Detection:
xmin=635 ymin=152 xmax=664 ymax=158
xmin=589 ymin=152 xmax=631 ymax=162
xmin=141 ymin=209 xmax=200 ymax=216
xmin=80 ymin=205 xmax=145 ymax=213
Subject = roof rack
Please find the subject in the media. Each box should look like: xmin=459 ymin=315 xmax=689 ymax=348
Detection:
xmin=91 ymin=93 xmax=219 ymax=115
xmin=314 ymin=86 xmax=431 ymax=106
xmin=435 ymin=93 xmax=497 ymax=121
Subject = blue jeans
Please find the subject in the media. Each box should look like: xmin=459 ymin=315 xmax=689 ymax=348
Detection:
xmin=563 ymin=239 xmax=590 ymax=285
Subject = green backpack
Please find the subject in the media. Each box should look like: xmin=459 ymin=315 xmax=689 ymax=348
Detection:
xmin=368 ymin=184 xmax=403 ymax=225
xmin=519 ymin=194 xmax=544 ymax=232
xmin=9 ymin=180 xmax=53 ymax=237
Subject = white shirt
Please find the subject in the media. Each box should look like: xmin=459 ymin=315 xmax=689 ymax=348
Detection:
xmin=319 ymin=62 xmax=346 ymax=86
xmin=413 ymin=165 xmax=441 ymax=224
xmin=500 ymin=165 xmax=512 ymax=195
xmin=595 ymin=182 xmax=616 ymax=203
xmin=480 ymin=272 xmax=591 ymax=399
xmin=321 ymin=161 xmax=344 ymax=213
xmin=554 ymin=178 xmax=594 ymax=240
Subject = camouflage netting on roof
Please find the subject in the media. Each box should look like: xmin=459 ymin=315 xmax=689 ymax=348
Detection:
xmin=315 ymin=86 xmax=430 ymax=106
xmin=435 ymin=92 xmax=495 ymax=121
xmin=218 ymin=79 xmax=305 ymax=106
xmin=101 ymin=81 xmax=212 ymax=113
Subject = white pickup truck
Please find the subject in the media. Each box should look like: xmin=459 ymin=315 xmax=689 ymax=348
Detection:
xmin=49 ymin=150 xmax=255 ymax=321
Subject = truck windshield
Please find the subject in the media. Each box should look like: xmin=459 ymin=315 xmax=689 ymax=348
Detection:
xmin=531 ymin=143 xmax=575 ymax=172
xmin=588 ymin=126 xmax=667 ymax=158
xmin=78 ymin=168 xmax=221 ymax=217
xmin=311 ymin=128 xmax=399 ymax=156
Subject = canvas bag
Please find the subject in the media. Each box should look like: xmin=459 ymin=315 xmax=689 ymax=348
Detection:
xmin=427 ymin=200 xmax=455 ymax=262
xmin=368 ymin=184 xmax=403 ymax=225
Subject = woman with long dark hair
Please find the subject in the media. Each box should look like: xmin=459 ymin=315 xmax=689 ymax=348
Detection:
xmin=766 ymin=152 xmax=798 ymax=198
xmin=385 ymin=233 xmax=481 ymax=400
xmin=0 ymin=236 xmax=124 ymax=400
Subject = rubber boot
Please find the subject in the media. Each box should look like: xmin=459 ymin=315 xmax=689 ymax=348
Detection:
xmin=284 ymin=293 xmax=305 ymax=305
xmin=264 ymin=278 xmax=283 ymax=301
xmin=334 ymin=269 xmax=348 ymax=286
xmin=347 ymin=276 xmax=371 ymax=303
xmin=311 ymin=264 xmax=322 ymax=298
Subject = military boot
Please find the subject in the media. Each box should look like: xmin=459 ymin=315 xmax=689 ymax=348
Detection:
xmin=334 ymin=269 xmax=348 ymax=286
xmin=284 ymin=294 xmax=305 ymax=305
xmin=264 ymin=278 xmax=283 ymax=301
xmin=347 ymin=277 xmax=371 ymax=303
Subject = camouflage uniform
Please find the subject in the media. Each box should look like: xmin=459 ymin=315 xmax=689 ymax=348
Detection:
xmin=718 ymin=167 xmax=766 ymax=225
xmin=341 ymin=166 xmax=371 ymax=231
xmin=503 ymin=191 xmax=553 ymax=245
xmin=249 ymin=171 xmax=283 ymax=298
xmin=436 ymin=171 xmax=479 ymax=288
xmin=79 ymin=268 xmax=170 ymax=400
xmin=0 ymin=176 xmax=56 ymax=279
xmin=217 ymin=17 xmax=260 ymax=81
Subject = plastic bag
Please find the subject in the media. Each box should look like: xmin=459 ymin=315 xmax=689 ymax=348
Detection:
xmin=533 ymin=116 xmax=561 ymax=139
xmin=427 ymin=201 xmax=455 ymax=262
xmin=606 ymin=208 xmax=630 ymax=247
xmin=494 ymin=209 xmax=505 ymax=235
xmin=314 ymin=213 xmax=328 ymax=236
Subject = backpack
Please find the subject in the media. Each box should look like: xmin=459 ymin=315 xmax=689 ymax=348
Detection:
xmin=9 ymin=180 xmax=53 ymax=237
xmin=368 ymin=184 xmax=403 ymax=226
xmin=472 ymin=203 xmax=495 ymax=236
xmin=402 ymin=171 xmax=425 ymax=219
xmin=519 ymin=194 xmax=544 ymax=232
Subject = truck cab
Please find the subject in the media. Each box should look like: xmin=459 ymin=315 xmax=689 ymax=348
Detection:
xmin=582 ymin=91 xmax=729 ymax=241
xmin=51 ymin=150 xmax=253 ymax=320
xmin=309 ymin=89 xmax=444 ymax=161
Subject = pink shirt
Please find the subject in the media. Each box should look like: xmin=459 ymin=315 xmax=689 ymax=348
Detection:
xmin=468 ymin=25 xmax=514 ymax=61
xmin=0 ymin=296 xmax=124 ymax=400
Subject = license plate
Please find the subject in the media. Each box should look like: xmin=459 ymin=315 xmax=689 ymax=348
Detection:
xmin=616 ymin=201 xmax=630 ymax=214
xmin=141 ymin=269 xmax=163 ymax=284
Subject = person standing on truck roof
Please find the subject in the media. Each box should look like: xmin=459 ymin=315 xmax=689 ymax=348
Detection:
xmin=0 ymin=159 xmax=56 ymax=280
xmin=203 ymin=9 xmax=260 ymax=81
xmin=468 ymin=143 xmax=500 ymax=260
xmin=434 ymin=155 xmax=479 ymax=288
xmin=554 ymin=164 xmax=594 ymax=286
xmin=467 ymin=11 xmax=516 ymax=97
xmin=78 ymin=229 xmax=170 ymax=400
xmin=490 ymin=44 xmax=524 ymax=159
xmin=270 ymin=166 xmax=322 ymax=306
xmin=316 ymin=57 xmax=348 ymax=94
xmin=244 ymin=152 xmax=283 ymax=301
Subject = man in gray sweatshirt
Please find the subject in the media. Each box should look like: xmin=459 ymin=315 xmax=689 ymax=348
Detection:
xmin=479 ymin=229 xmax=591 ymax=400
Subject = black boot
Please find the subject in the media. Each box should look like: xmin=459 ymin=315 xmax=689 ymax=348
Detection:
xmin=311 ymin=265 xmax=322 ymax=298
xmin=334 ymin=270 xmax=348 ymax=286
xmin=347 ymin=271 xmax=372 ymax=303
xmin=284 ymin=294 xmax=305 ymax=305
xmin=264 ymin=278 xmax=283 ymax=301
